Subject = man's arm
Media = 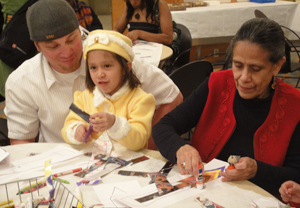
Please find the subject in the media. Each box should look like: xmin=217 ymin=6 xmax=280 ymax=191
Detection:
xmin=148 ymin=92 xmax=183 ymax=150
xmin=10 ymin=138 xmax=35 ymax=145
xmin=132 ymin=57 xmax=183 ymax=150
xmin=5 ymin=60 xmax=40 ymax=145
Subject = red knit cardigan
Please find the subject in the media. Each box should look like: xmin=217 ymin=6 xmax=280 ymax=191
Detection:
xmin=190 ymin=70 xmax=300 ymax=166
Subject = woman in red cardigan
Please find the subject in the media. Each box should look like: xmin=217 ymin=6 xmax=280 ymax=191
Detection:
xmin=153 ymin=18 xmax=300 ymax=198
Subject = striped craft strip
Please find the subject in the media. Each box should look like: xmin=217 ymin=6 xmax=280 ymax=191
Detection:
xmin=0 ymin=101 xmax=5 ymax=118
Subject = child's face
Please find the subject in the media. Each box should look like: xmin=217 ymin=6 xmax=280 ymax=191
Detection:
xmin=87 ymin=50 xmax=125 ymax=96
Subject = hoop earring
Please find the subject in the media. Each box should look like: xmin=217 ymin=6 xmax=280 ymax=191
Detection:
xmin=271 ymin=76 xmax=276 ymax=89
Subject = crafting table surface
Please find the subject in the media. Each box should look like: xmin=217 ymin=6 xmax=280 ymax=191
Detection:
xmin=1 ymin=142 xmax=278 ymax=207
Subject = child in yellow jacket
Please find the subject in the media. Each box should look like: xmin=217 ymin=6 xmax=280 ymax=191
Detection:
xmin=61 ymin=30 xmax=155 ymax=151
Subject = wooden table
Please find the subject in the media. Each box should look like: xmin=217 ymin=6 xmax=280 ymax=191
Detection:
xmin=161 ymin=45 xmax=173 ymax=62
xmin=133 ymin=41 xmax=173 ymax=68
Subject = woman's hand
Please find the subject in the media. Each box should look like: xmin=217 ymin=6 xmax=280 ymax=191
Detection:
xmin=75 ymin=124 xmax=92 ymax=142
xmin=176 ymin=144 xmax=202 ymax=178
xmin=279 ymin=181 xmax=300 ymax=203
xmin=126 ymin=30 xmax=140 ymax=42
xmin=89 ymin=112 xmax=115 ymax=132
xmin=220 ymin=157 xmax=257 ymax=182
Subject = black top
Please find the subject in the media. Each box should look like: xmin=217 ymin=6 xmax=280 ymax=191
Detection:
xmin=152 ymin=76 xmax=300 ymax=196
xmin=128 ymin=22 xmax=159 ymax=34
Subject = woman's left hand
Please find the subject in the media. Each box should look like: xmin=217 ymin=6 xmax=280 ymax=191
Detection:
xmin=220 ymin=157 xmax=257 ymax=182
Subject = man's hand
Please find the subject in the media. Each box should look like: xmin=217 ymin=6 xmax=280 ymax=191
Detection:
xmin=10 ymin=138 xmax=35 ymax=145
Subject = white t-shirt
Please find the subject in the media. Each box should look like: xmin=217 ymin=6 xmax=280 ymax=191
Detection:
xmin=5 ymin=53 xmax=179 ymax=143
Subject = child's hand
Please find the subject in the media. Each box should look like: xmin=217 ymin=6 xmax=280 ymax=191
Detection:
xmin=90 ymin=112 xmax=115 ymax=132
xmin=279 ymin=181 xmax=300 ymax=203
xmin=75 ymin=124 xmax=93 ymax=143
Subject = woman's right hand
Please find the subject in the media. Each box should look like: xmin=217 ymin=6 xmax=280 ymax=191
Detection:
xmin=176 ymin=144 xmax=202 ymax=178
xmin=75 ymin=124 xmax=92 ymax=142
xmin=126 ymin=30 xmax=140 ymax=42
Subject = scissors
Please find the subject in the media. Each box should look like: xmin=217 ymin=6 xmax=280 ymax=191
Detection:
xmin=69 ymin=103 xmax=93 ymax=143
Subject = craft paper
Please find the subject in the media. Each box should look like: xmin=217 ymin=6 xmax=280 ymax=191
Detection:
xmin=251 ymin=199 xmax=289 ymax=208
xmin=9 ymin=145 xmax=82 ymax=173
xmin=92 ymin=131 xmax=112 ymax=158
xmin=132 ymin=40 xmax=162 ymax=67
xmin=113 ymin=184 xmax=202 ymax=208
xmin=0 ymin=147 xmax=10 ymax=170
xmin=93 ymin=180 xmax=142 ymax=207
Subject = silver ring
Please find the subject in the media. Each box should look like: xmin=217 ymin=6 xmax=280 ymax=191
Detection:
xmin=181 ymin=162 xmax=187 ymax=170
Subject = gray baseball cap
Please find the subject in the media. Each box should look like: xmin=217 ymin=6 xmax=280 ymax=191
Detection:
xmin=26 ymin=0 xmax=79 ymax=42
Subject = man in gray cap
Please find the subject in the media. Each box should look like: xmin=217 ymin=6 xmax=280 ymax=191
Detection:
xmin=5 ymin=0 xmax=182 ymax=147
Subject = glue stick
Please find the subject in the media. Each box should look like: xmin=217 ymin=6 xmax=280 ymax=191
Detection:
xmin=197 ymin=163 xmax=205 ymax=190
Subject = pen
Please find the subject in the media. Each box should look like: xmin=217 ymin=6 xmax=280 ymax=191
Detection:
xmin=17 ymin=179 xmax=46 ymax=195
xmin=39 ymin=198 xmax=55 ymax=204
xmin=0 ymin=200 xmax=13 ymax=206
xmin=12 ymin=43 xmax=26 ymax=55
xmin=23 ymin=182 xmax=47 ymax=194
xmin=53 ymin=167 xmax=82 ymax=177
xmin=53 ymin=177 xmax=70 ymax=184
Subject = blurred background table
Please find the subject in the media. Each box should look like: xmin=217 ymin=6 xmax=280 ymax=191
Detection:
xmin=171 ymin=1 xmax=299 ymax=46
xmin=161 ymin=45 xmax=173 ymax=61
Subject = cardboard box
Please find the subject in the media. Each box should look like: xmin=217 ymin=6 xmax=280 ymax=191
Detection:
xmin=169 ymin=3 xmax=186 ymax=11
xmin=192 ymin=1 xmax=208 ymax=6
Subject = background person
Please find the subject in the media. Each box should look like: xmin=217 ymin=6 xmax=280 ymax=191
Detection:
xmin=5 ymin=0 xmax=182 ymax=147
xmin=62 ymin=30 xmax=155 ymax=151
xmin=152 ymin=18 xmax=300 ymax=197
xmin=66 ymin=0 xmax=103 ymax=31
xmin=0 ymin=0 xmax=32 ymax=99
xmin=114 ymin=0 xmax=175 ymax=51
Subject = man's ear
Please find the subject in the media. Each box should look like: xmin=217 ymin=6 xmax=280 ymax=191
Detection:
xmin=34 ymin=42 xmax=41 ymax=52
xmin=127 ymin=62 xmax=132 ymax=71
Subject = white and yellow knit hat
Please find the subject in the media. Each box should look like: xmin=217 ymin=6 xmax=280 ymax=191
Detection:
xmin=84 ymin=30 xmax=134 ymax=62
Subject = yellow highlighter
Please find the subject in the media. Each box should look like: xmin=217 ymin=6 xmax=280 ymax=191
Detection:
xmin=0 ymin=199 xmax=13 ymax=206
xmin=75 ymin=187 xmax=83 ymax=208
xmin=0 ymin=203 xmax=14 ymax=208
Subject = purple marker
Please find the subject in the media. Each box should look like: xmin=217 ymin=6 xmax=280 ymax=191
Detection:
xmin=84 ymin=125 xmax=93 ymax=143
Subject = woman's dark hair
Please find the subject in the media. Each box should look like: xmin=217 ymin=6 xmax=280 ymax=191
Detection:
xmin=85 ymin=51 xmax=141 ymax=93
xmin=125 ymin=0 xmax=156 ymax=24
xmin=230 ymin=18 xmax=285 ymax=64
